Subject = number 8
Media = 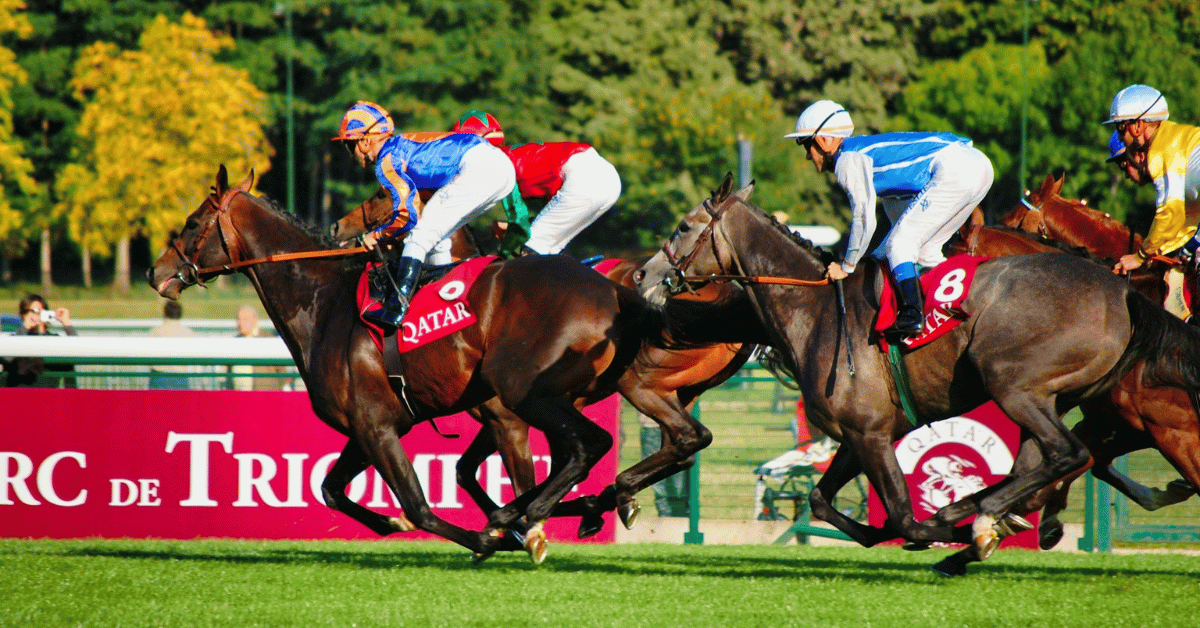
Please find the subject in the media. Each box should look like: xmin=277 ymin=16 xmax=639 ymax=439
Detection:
xmin=933 ymin=268 xmax=967 ymax=303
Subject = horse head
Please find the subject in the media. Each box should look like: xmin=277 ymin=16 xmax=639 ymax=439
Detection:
xmin=330 ymin=186 xmax=393 ymax=244
xmin=148 ymin=164 xmax=255 ymax=299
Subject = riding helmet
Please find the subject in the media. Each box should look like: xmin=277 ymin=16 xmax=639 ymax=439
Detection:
xmin=332 ymin=101 xmax=395 ymax=141
xmin=786 ymin=100 xmax=854 ymax=140
xmin=1104 ymin=85 xmax=1169 ymax=125
xmin=452 ymin=110 xmax=505 ymax=146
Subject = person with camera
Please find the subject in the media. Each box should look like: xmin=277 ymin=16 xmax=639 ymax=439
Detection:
xmin=3 ymin=293 xmax=77 ymax=387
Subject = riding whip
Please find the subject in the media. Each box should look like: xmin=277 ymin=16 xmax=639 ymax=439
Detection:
xmin=834 ymin=279 xmax=855 ymax=377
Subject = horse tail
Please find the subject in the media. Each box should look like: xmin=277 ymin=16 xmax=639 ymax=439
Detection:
xmin=1109 ymin=289 xmax=1200 ymax=392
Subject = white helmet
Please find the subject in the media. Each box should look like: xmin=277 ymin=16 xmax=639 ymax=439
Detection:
xmin=1104 ymin=84 xmax=1169 ymax=125
xmin=785 ymin=100 xmax=854 ymax=140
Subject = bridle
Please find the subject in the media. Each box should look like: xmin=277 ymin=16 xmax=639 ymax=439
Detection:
xmin=658 ymin=195 xmax=830 ymax=293
xmin=165 ymin=189 xmax=368 ymax=288
xmin=1016 ymin=196 xmax=1050 ymax=239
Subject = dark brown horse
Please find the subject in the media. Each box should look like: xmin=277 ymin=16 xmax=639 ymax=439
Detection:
xmin=148 ymin=165 xmax=686 ymax=563
xmin=635 ymin=174 xmax=1200 ymax=560
xmin=331 ymin=187 xmax=756 ymax=538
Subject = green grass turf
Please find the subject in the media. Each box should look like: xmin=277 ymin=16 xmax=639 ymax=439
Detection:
xmin=1 ymin=538 xmax=1197 ymax=628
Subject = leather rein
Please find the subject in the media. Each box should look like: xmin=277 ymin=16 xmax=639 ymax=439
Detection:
xmin=663 ymin=196 xmax=829 ymax=290
xmin=168 ymin=190 xmax=368 ymax=288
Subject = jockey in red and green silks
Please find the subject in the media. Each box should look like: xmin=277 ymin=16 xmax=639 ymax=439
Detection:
xmin=333 ymin=101 xmax=515 ymax=328
xmin=453 ymin=110 xmax=622 ymax=257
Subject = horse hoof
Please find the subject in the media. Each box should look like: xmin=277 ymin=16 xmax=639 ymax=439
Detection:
xmin=930 ymin=557 xmax=968 ymax=577
xmin=577 ymin=515 xmax=605 ymax=539
xmin=902 ymin=541 xmax=932 ymax=552
xmin=994 ymin=513 xmax=1034 ymax=536
xmin=972 ymin=514 xmax=1000 ymax=560
xmin=618 ymin=500 xmax=640 ymax=530
xmin=524 ymin=523 xmax=548 ymax=565
xmin=1038 ymin=523 xmax=1064 ymax=551
xmin=389 ymin=513 xmax=417 ymax=533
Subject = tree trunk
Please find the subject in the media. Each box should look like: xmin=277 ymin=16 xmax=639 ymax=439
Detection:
xmin=0 ymin=250 xmax=10 ymax=284
xmin=40 ymin=228 xmax=51 ymax=294
xmin=114 ymin=235 xmax=130 ymax=296
xmin=82 ymin=245 xmax=93 ymax=289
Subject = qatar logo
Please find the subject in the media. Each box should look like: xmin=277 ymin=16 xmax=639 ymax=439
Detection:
xmin=894 ymin=416 xmax=1013 ymax=519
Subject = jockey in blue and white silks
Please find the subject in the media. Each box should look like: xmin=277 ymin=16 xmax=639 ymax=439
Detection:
xmin=788 ymin=100 xmax=995 ymax=336
xmin=333 ymin=101 xmax=515 ymax=328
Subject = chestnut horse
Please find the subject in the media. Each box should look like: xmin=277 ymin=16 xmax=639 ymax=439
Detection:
xmin=331 ymin=187 xmax=756 ymax=538
xmin=636 ymin=174 xmax=1200 ymax=561
xmin=149 ymin=165 xmax=701 ymax=563
xmin=1001 ymin=173 xmax=1141 ymax=259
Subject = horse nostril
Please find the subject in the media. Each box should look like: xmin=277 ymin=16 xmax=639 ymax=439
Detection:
xmin=633 ymin=269 xmax=645 ymax=286
xmin=329 ymin=223 xmax=340 ymax=238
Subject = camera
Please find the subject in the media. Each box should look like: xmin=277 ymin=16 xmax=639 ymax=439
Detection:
xmin=39 ymin=309 xmax=56 ymax=323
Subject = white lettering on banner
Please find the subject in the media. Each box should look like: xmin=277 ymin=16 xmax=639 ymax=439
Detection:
xmin=894 ymin=417 xmax=1012 ymax=475
xmin=401 ymin=302 xmax=472 ymax=345
xmin=165 ymin=432 xmax=233 ymax=507
xmin=36 ymin=451 xmax=87 ymax=507
xmin=110 ymin=479 xmax=138 ymax=506
xmin=232 ymin=452 xmax=309 ymax=507
xmin=435 ymin=454 xmax=462 ymax=508
xmin=0 ymin=452 xmax=41 ymax=505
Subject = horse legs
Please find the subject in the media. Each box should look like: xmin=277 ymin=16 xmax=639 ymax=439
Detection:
xmin=808 ymin=445 xmax=904 ymax=547
xmin=481 ymin=396 xmax=613 ymax=562
xmin=456 ymin=401 xmax=537 ymax=516
xmin=838 ymin=432 xmax=974 ymax=546
xmin=320 ymin=439 xmax=416 ymax=536
xmin=556 ymin=384 xmax=712 ymax=537
xmin=350 ymin=411 xmax=504 ymax=557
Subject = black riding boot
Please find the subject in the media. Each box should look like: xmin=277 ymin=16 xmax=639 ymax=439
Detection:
xmin=363 ymin=257 xmax=423 ymax=328
xmin=885 ymin=276 xmax=925 ymax=337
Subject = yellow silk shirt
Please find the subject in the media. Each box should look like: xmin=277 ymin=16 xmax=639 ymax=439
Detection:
xmin=1140 ymin=120 xmax=1200 ymax=260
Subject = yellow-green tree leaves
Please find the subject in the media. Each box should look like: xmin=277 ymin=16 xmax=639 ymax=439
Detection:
xmin=0 ymin=0 xmax=37 ymax=256
xmin=57 ymin=13 xmax=271 ymax=261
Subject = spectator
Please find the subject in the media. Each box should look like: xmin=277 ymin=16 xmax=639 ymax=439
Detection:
xmin=147 ymin=300 xmax=195 ymax=389
xmin=2 ymin=294 xmax=77 ymax=388
xmin=228 ymin=305 xmax=287 ymax=391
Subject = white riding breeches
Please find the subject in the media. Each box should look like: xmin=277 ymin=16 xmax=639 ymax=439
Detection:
xmin=402 ymin=143 xmax=516 ymax=265
xmin=524 ymin=148 xmax=622 ymax=255
xmin=879 ymin=143 xmax=994 ymax=269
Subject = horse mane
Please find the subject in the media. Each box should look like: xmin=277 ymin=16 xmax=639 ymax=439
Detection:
xmin=221 ymin=187 xmax=343 ymax=250
xmin=737 ymin=197 xmax=835 ymax=266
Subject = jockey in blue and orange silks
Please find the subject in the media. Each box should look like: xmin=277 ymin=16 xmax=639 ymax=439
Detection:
xmin=332 ymin=101 xmax=515 ymax=328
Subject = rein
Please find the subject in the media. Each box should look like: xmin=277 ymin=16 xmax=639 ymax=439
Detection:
xmin=171 ymin=190 xmax=370 ymax=286
xmin=666 ymin=196 xmax=830 ymax=289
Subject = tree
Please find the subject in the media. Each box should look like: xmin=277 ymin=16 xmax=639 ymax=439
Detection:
xmin=56 ymin=13 xmax=271 ymax=293
xmin=0 ymin=0 xmax=37 ymax=277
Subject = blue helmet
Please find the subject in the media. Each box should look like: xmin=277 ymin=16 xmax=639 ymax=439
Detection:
xmin=1106 ymin=131 xmax=1128 ymax=163
xmin=1104 ymin=84 xmax=1169 ymax=125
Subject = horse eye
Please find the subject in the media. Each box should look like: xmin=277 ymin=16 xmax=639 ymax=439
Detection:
xmin=677 ymin=221 xmax=690 ymax=234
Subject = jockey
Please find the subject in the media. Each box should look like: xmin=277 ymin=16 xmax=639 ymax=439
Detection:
xmin=788 ymin=100 xmax=995 ymax=337
xmin=1107 ymin=130 xmax=1150 ymax=185
xmin=1105 ymin=85 xmax=1200 ymax=277
xmin=451 ymin=110 xmax=622 ymax=257
xmin=332 ymin=101 xmax=516 ymax=328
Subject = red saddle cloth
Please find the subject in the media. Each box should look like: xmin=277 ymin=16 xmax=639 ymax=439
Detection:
xmin=875 ymin=255 xmax=991 ymax=351
xmin=357 ymin=256 xmax=498 ymax=353
xmin=589 ymin=258 xmax=625 ymax=276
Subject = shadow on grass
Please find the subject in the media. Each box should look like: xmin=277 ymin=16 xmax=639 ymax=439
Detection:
xmin=29 ymin=540 xmax=1198 ymax=583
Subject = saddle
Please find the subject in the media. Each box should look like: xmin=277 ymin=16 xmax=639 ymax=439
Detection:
xmin=874 ymin=255 xmax=990 ymax=351
xmin=357 ymin=256 xmax=499 ymax=355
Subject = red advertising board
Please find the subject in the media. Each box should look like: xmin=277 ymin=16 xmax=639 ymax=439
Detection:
xmin=868 ymin=401 xmax=1040 ymax=549
xmin=0 ymin=389 xmax=619 ymax=543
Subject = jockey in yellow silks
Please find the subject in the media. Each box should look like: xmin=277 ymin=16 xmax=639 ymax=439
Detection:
xmin=1106 ymin=84 xmax=1200 ymax=321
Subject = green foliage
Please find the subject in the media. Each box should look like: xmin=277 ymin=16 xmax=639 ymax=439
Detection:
xmin=0 ymin=0 xmax=37 ymax=256
xmin=56 ymin=13 xmax=270 ymax=258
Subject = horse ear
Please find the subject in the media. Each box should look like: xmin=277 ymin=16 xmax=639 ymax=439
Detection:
xmin=215 ymin=164 xmax=230 ymax=195
xmin=713 ymin=172 xmax=735 ymax=202
xmin=235 ymin=169 xmax=255 ymax=194
xmin=1050 ymin=173 xmax=1064 ymax=197
xmin=733 ymin=179 xmax=755 ymax=201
